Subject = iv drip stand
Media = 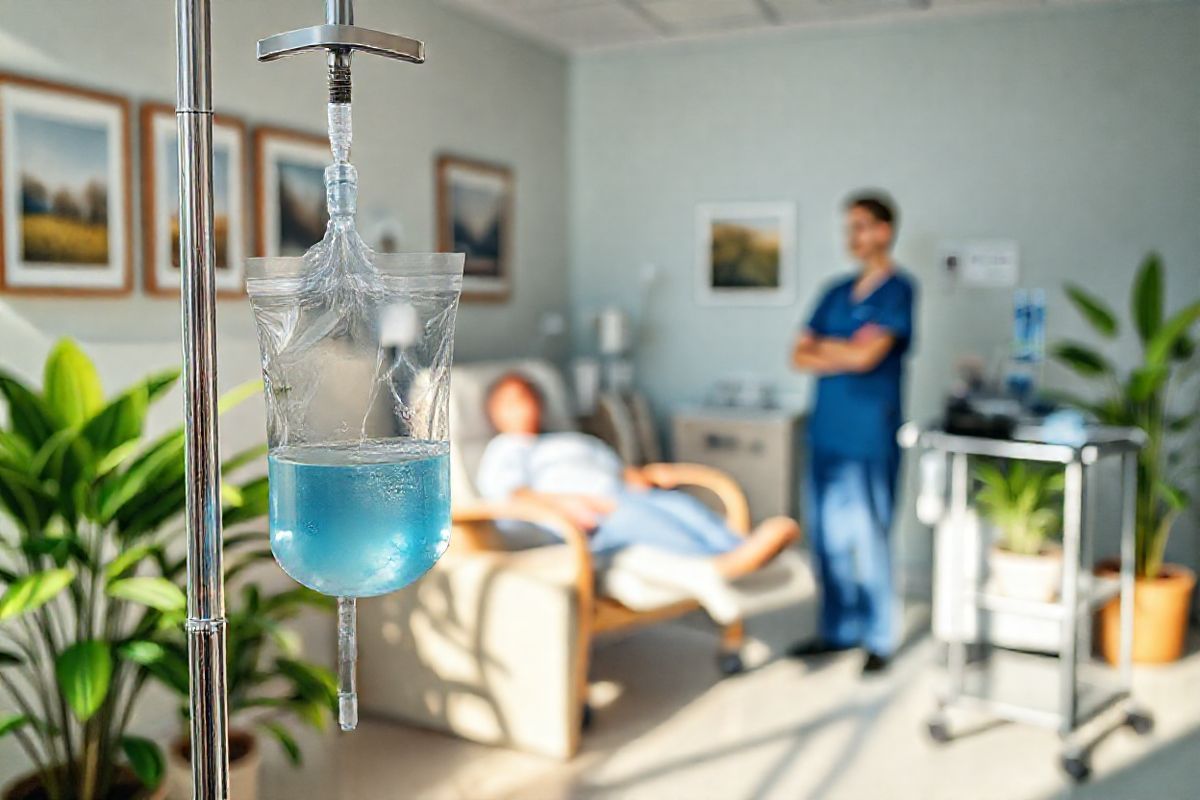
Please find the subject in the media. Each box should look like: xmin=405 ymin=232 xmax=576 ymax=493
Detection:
xmin=175 ymin=1 xmax=228 ymax=798
xmin=174 ymin=0 xmax=425 ymax=794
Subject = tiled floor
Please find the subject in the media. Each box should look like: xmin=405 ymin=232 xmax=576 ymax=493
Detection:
xmin=261 ymin=619 xmax=1200 ymax=800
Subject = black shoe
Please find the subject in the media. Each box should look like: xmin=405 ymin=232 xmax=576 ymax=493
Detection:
xmin=861 ymin=652 xmax=890 ymax=675
xmin=786 ymin=639 xmax=854 ymax=659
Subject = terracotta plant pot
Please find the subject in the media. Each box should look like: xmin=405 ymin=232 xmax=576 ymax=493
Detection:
xmin=1097 ymin=563 xmax=1196 ymax=665
xmin=3 ymin=765 xmax=167 ymax=800
xmin=989 ymin=544 xmax=1063 ymax=602
xmin=166 ymin=729 xmax=261 ymax=800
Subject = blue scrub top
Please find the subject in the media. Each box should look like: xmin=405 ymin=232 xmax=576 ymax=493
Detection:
xmin=804 ymin=270 xmax=916 ymax=461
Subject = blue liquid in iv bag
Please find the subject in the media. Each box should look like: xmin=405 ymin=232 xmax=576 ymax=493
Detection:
xmin=268 ymin=440 xmax=451 ymax=598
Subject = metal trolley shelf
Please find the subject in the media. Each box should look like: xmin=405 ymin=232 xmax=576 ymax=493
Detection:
xmin=906 ymin=425 xmax=1153 ymax=782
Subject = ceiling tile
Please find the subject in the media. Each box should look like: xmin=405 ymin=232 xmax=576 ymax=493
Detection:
xmin=641 ymin=0 xmax=768 ymax=30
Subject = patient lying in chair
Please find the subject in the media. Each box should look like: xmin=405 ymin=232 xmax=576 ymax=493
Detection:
xmin=476 ymin=373 xmax=800 ymax=585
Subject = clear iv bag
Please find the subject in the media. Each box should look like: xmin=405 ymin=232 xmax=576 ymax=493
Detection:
xmin=247 ymin=252 xmax=464 ymax=597
xmin=246 ymin=106 xmax=464 ymax=730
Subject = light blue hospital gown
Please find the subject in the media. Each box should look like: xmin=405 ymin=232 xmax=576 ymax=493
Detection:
xmin=476 ymin=432 xmax=742 ymax=557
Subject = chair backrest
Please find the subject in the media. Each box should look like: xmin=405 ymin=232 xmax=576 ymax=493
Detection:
xmin=448 ymin=358 xmax=578 ymax=504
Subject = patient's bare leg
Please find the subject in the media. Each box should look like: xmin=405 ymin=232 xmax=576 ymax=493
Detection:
xmin=714 ymin=517 xmax=801 ymax=580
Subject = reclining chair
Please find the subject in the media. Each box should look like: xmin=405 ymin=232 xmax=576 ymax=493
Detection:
xmin=358 ymin=359 xmax=812 ymax=758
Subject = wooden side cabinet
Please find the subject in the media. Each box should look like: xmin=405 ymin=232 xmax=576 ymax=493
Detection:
xmin=671 ymin=408 xmax=804 ymax=525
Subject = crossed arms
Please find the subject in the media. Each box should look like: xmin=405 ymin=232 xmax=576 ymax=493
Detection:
xmin=791 ymin=324 xmax=896 ymax=375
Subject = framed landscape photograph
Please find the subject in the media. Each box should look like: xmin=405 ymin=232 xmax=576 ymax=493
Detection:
xmin=436 ymin=155 xmax=512 ymax=301
xmin=696 ymin=203 xmax=796 ymax=306
xmin=142 ymin=103 xmax=247 ymax=296
xmin=254 ymin=127 xmax=330 ymax=257
xmin=0 ymin=74 xmax=132 ymax=295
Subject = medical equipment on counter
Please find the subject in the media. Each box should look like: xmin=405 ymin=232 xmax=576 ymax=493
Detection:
xmin=904 ymin=424 xmax=1152 ymax=782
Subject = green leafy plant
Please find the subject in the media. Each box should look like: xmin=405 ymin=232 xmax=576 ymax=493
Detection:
xmin=0 ymin=340 xmax=329 ymax=799
xmin=1052 ymin=253 xmax=1200 ymax=579
xmin=975 ymin=461 xmax=1065 ymax=556
xmin=150 ymin=581 xmax=338 ymax=769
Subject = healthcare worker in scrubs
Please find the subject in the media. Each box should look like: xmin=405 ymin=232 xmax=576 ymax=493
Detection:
xmin=789 ymin=192 xmax=916 ymax=674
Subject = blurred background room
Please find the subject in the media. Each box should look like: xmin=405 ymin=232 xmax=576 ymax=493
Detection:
xmin=0 ymin=0 xmax=1198 ymax=798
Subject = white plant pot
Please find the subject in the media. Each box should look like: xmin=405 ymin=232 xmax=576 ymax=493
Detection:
xmin=988 ymin=545 xmax=1063 ymax=602
xmin=167 ymin=729 xmax=261 ymax=800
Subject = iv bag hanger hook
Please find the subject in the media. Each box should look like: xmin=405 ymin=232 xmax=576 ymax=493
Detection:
xmin=258 ymin=0 xmax=425 ymax=102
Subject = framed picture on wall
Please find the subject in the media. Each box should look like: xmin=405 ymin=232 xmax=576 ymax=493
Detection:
xmin=254 ymin=127 xmax=330 ymax=257
xmin=695 ymin=202 xmax=796 ymax=306
xmin=142 ymin=103 xmax=247 ymax=296
xmin=0 ymin=74 xmax=132 ymax=295
xmin=436 ymin=155 xmax=512 ymax=301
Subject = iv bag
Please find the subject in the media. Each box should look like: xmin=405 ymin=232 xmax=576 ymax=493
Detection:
xmin=246 ymin=251 xmax=464 ymax=598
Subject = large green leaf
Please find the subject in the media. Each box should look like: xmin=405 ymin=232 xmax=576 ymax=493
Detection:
xmin=1051 ymin=342 xmax=1113 ymax=378
xmin=1064 ymin=284 xmax=1118 ymax=338
xmin=121 ymin=736 xmax=165 ymax=789
xmin=107 ymin=577 xmax=186 ymax=612
xmin=1129 ymin=365 xmax=1170 ymax=402
xmin=1132 ymin=253 xmax=1164 ymax=345
xmin=78 ymin=368 xmax=177 ymax=461
xmin=43 ymin=339 xmax=105 ymax=428
xmin=0 ymin=431 xmax=34 ymax=468
xmin=217 ymin=379 xmax=263 ymax=415
xmin=0 ymin=373 xmax=58 ymax=449
xmin=223 ymin=476 xmax=269 ymax=528
xmin=104 ymin=545 xmax=161 ymax=581
xmin=0 ymin=714 xmax=30 ymax=739
xmin=31 ymin=429 xmax=94 ymax=524
xmin=20 ymin=534 xmax=89 ymax=570
xmin=258 ymin=720 xmax=302 ymax=765
xmin=97 ymin=432 xmax=185 ymax=524
xmin=0 ymin=464 xmax=53 ymax=534
xmin=276 ymin=658 xmax=338 ymax=707
xmin=56 ymin=641 xmax=112 ymax=722
xmin=1146 ymin=301 xmax=1200 ymax=366
xmin=118 ymin=640 xmax=189 ymax=694
xmin=0 ymin=568 xmax=75 ymax=620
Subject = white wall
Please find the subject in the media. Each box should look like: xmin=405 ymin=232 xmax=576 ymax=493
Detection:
xmin=569 ymin=2 xmax=1200 ymax=584
xmin=0 ymin=0 xmax=567 ymax=782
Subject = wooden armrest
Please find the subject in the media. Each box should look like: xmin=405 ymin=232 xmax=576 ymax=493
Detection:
xmin=452 ymin=499 xmax=594 ymax=578
xmin=641 ymin=462 xmax=752 ymax=535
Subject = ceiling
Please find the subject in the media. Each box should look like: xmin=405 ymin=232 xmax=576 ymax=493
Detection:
xmin=440 ymin=0 xmax=1139 ymax=53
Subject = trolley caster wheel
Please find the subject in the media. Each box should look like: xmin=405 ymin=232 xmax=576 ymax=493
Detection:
xmin=717 ymin=652 xmax=745 ymax=676
xmin=1061 ymin=755 xmax=1091 ymax=783
xmin=1124 ymin=711 xmax=1154 ymax=736
xmin=581 ymin=703 xmax=595 ymax=731
xmin=926 ymin=720 xmax=951 ymax=744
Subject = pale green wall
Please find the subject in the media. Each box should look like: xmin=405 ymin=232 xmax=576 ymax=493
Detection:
xmin=569 ymin=2 xmax=1200 ymax=579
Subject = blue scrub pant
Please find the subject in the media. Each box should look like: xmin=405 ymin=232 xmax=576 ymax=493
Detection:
xmin=807 ymin=450 xmax=898 ymax=656
xmin=591 ymin=490 xmax=743 ymax=557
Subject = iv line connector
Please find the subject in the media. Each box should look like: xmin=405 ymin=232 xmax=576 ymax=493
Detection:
xmin=328 ymin=55 xmax=352 ymax=104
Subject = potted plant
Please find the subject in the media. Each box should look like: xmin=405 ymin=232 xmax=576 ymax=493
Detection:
xmin=975 ymin=461 xmax=1065 ymax=602
xmin=0 ymin=340 xmax=266 ymax=799
xmin=1053 ymin=253 xmax=1200 ymax=663
xmin=159 ymin=583 xmax=336 ymax=800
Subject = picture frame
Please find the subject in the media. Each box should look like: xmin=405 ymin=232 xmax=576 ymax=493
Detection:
xmin=254 ymin=126 xmax=330 ymax=258
xmin=436 ymin=155 xmax=512 ymax=302
xmin=0 ymin=73 xmax=132 ymax=295
xmin=695 ymin=202 xmax=796 ymax=306
xmin=142 ymin=103 xmax=247 ymax=297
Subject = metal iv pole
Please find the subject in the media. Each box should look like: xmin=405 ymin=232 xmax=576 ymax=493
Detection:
xmin=174 ymin=1 xmax=425 ymax=794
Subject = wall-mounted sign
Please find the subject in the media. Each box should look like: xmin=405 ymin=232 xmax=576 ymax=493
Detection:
xmin=939 ymin=239 xmax=1020 ymax=288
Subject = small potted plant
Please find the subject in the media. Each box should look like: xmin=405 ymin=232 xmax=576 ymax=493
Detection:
xmin=974 ymin=461 xmax=1065 ymax=602
xmin=1053 ymin=253 xmax=1199 ymax=663
xmin=159 ymin=583 xmax=336 ymax=800
xmin=0 ymin=340 xmax=264 ymax=799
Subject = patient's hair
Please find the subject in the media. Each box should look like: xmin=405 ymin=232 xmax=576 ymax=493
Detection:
xmin=484 ymin=372 xmax=544 ymax=429
xmin=845 ymin=190 xmax=898 ymax=230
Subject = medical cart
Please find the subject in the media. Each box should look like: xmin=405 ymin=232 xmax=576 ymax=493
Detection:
xmin=909 ymin=426 xmax=1153 ymax=782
